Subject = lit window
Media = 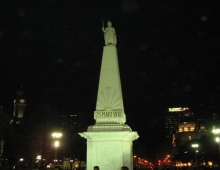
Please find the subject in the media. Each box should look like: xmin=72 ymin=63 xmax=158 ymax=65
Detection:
xmin=188 ymin=127 xmax=190 ymax=131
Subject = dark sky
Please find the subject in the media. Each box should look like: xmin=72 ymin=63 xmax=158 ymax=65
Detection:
xmin=1 ymin=0 xmax=220 ymax=149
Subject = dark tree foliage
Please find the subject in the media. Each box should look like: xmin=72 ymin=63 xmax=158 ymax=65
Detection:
xmin=0 ymin=110 xmax=11 ymax=140
xmin=3 ymin=102 xmax=61 ymax=168
xmin=0 ymin=110 xmax=16 ymax=159
xmin=26 ymin=103 xmax=61 ymax=164
xmin=172 ymin=136 xmax=219 ymax=164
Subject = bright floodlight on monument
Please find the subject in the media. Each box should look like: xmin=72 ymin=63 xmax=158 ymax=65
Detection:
xmin=52 ymin=132 xmax=62 ymax=162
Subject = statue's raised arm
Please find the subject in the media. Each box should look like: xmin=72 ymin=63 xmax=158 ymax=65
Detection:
xmin=102 ymin=21 xmax=117 ymax=46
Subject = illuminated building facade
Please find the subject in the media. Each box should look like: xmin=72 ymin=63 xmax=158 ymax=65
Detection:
xmin=173 ymin=119 xmax=208 ymax=147
xmin=165 ymin=107 xmax=193 ymax=139
xmin=166 ymin=107 xmax=208 ymax=147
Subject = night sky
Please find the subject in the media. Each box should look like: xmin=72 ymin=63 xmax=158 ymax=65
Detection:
xmin=1 ymin=0 xmax=220 ymax=151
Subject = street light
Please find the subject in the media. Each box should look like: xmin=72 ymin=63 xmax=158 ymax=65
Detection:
xmin=191 ymin=143 xmax=199 ymax=170
xmin=52 ymin=132 xmax=62 ymax=164
xmin=212 ymin=127 xmax=220 ymax=166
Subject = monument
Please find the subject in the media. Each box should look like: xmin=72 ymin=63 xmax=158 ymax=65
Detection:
xmin=79 ymin=21 xmax=139 ymax=170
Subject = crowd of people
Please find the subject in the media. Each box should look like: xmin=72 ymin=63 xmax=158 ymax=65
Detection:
xmin=93 ymin=166 xmax=129 ymax=170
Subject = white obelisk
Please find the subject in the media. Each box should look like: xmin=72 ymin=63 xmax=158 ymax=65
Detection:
xmin=79 ymin=21 xmax=139 ymax=170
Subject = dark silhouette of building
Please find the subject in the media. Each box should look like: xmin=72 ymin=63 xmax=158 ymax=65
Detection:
xmin=60 ymin=113 xmax=88 ymax=160
xmin=1 ymin=87 xmax=28 ymax=169
xmin=12 ymin=88 xmax=27 ymax=124
xmin=60 ymin=113 xmax=87 ymax=139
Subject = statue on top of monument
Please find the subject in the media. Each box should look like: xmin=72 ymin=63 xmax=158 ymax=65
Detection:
xmin=102 ymin=21 xmax=117 ymax=46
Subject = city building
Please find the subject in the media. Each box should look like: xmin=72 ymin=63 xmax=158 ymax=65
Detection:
xmin=209 ymin=101 xmax=220 ymax=121
xmin=165 ymin=107 xmax=194 ymax=139
xmin=12 ymin=88 xmax=27 ymax=124
xmin=60 ymin=113 xmax=87 ymax=139
xmin=173 ymin=119 xmax=208 ymax=147
xmin=60 ymin=112 xmax=88 ymax=160
xmin=0 ymin=88 xmax=28 ymax=169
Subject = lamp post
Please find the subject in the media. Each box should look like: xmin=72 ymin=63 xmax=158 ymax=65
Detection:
xmin=215 ymin=137 xmax=220 ymax=155
xmin=54 ymin=141 xmax=59 ymax=160
xmin=191 ymin=143 xmax=199 ymax=170
xmin=133 ymin=155 xmax=137 ymax=168
xmin=52 ymin=132 xmax=62 ymax=165
xmin=69 ymin=158 xmax=73 ymax=170
xmin=212 ymin=127 xmax=220 ymax=166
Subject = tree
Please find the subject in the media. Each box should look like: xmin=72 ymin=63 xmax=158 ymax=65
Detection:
xmin=0 ymin=109 xmax=10 ymax=141
xmin=0 ymin=108 xmax=14 ymax=168
xmin=24 ymin=103 xmax=61 ymax=168
xmin=172 ymin=137 xmax=219 ymax=164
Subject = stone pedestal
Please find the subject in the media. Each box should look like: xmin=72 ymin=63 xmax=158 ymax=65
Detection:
xmin=80 ymin=128 xmax=138 ymax=170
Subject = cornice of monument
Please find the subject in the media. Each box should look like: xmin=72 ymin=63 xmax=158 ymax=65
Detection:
xmin=87 ymin=124 xmax=132 ymax=132
xmin=79 ymin=131 xmax=139 ymax=141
